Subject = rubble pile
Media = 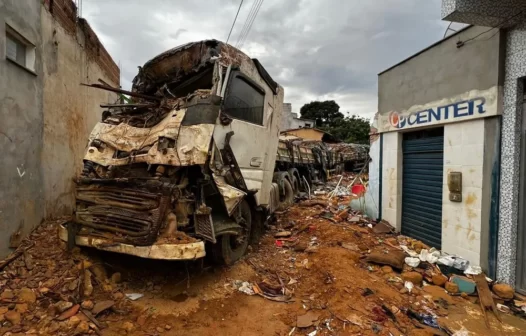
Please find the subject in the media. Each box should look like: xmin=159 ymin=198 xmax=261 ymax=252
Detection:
xmin=237 ymin=174 xmax=526 ymax=335
xmin=1 ymin=174 xmax=526 ymax=335
xmin=0 ymin=221 xmax=134 ymax=335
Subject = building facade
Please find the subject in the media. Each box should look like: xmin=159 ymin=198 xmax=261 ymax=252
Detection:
xmin=0 ymin=0 xmax=119 ymax=256
xmin=281 ymin=103 xmax=315 ymax=130
xmin=440 ymin=0 xmax=526 ymax=293
xmin=376 ymin=1 xmax=526 ymax=293
xmin=378 ymin=25 xmax=502 ymax=277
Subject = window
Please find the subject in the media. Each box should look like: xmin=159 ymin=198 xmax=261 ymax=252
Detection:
xmin=6 ymin=33 xmax=26 ymax=66
xmin=304 ymin=123 xmax=311 ymax=128
xmin=5 ymin=25 xmax=36 ymax=72
xmin=223 ymin=73 xmax=265 ymax=125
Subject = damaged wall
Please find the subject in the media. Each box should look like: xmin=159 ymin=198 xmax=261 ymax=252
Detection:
xmin=41 ymin=0 xmax=119 ymax=217
xmin=0 ymin=0 xmax=118 ymax=257
xmin=0 ymin=0 xmax=44 ymax=256
xmin=364 ymin=114 xmax=380 ymax=219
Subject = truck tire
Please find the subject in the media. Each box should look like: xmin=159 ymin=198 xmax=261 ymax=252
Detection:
xmin=300 ymin=172 xmax=312 ymax=192
xmin=291 ymin=176 xmax=300 ymax=195
xmin=212 ymin=200 xmax=252 ymax=265
xmin=277 ymin=179 xmax=294 ymax=211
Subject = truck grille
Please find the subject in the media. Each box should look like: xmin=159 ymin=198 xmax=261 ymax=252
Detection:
xmin=75 ymin=186 xmax=169 ymax=245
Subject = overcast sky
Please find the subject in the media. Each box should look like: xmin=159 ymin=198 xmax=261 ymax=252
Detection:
xmin=82 ymin=0 xmax=452 ymax=119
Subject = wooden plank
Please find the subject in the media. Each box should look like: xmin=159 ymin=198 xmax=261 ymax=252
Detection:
xmin=473 ymin=273 xmax=502 ymax=328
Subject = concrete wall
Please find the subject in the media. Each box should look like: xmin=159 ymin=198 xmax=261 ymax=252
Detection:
xmin=442 ymin=0 xmax=526 ymax=28
xmin=0 ymin=0 xmax=44 ymax=255
xmin=360 ymin=114 xmax=380 ymax=219
xmin=381 ymin=132 xmax=402 ymax=230
xmin=441 ymin=118 xmax=498 ymax=269
xmin=41 ymin=5 xmax=118 ymax=217
xmin=0 ymin=0 xmax=119 ymax=257
xmin=497 ymin=21 xmax=526 ymax=287
xmin=378 ymin=25 xmax=502 ymax=118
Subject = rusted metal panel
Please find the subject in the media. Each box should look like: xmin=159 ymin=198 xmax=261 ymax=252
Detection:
xmin=75 ymin=184 xmax=170 ymax=245
xmin=84 ymin=109 xmax=213 ymax=167
xmin=58 ymin=224 xmax=205 ymax=260
xmin=212 ymin=174 xmax=246 ymax=216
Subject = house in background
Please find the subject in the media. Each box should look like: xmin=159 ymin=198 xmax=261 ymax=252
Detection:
xmin=0 ymin=0 xmax=119 ymax=256
xmin=281 ymin=103 xmax=315 ymax=130
xmin=281 ymin=128 xmax=340 ymax=143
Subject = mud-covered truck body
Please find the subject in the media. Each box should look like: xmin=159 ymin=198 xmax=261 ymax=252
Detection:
xmin=61 ymin=40 xmax=366 ymax=263
xmin=61 ymin=40 xmax=305 ymax=264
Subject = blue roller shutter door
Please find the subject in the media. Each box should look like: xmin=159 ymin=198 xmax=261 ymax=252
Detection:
xmin=402 ymin=128 xmax=444 ymax=249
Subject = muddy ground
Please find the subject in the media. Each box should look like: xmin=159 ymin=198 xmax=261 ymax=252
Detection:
xmin=1 ymin=177 xmax=526 ymax=336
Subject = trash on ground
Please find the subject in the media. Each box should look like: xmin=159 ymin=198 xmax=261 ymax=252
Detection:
xmin=473 ymin=273 xmax=502 ymax=328
xmin=125 ymin=293 xmax=144 ymax=301
xmin=233 ymin=280 xmax=255 ymax=295
xmin=405 ymin=257 xmax=420 ymax=267
xmin=372 ymin=220 xmax=394 ymax=234
xmin=296 ymin=311 xmax=320 ymax=328
xmin=464 ymin=265 xmax=482 ymax=275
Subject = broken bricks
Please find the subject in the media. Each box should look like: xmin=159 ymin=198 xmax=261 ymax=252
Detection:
xmin=493 ymin=283 xmax=514 ymax=300
xmin=296 ymin=311 xmax=320 ymax=328
xmin=366 ymin=250 xmax=406 ymax=270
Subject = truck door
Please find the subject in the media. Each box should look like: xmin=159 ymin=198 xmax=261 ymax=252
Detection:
xmin=213 ymin=69 xmax=281 ymax=207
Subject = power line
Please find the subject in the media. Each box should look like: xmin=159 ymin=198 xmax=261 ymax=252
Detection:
xmin=235 ymin=0 xmax=260 ymax=47
xmin=226 ymin=0 xmax=244 ymax=45
xmin=238 ymin=0 xmax=264 ymax=49
xmin=239 ymin=0 xmax=263 ymax=48
xmin=460 ymin=10 xmax=524 ymax=46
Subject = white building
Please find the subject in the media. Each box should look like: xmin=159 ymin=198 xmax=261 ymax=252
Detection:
xmin=281 ymin=103 xmax=315 ymax=130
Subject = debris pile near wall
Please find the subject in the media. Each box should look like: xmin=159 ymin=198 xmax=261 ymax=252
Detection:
xmin=0 ymin=221 xmax=134 ymax=335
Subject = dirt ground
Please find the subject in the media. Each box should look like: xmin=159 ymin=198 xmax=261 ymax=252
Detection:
xmin=1 ymin=176 xmax=526 ymax=335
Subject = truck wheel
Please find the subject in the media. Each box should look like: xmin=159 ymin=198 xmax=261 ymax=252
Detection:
xmin=301 ymin=173 xmax=312 ymax=192
xmin=292 ymin=176 xmax=300 ymax=195
xmin=212 ymin=200 xmax=252 ymax=265
xmin=277 ymin=179 xmax=294 ymax=211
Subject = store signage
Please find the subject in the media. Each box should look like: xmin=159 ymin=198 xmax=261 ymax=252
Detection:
xmin=389 ymin=97 xmax=486 ymax=129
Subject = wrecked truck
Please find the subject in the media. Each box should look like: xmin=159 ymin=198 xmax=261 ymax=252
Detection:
xmin=61 ymin=40 xmax=324 ymax=264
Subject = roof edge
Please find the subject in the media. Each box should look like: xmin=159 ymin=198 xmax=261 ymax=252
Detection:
xmin=378 ymin=24 xmax=474 ymax=76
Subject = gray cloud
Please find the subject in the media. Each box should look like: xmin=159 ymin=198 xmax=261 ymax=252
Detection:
xmin=82 ymin=0 xmax=448 ymax=117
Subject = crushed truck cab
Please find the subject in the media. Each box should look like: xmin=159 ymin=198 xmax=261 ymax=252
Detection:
xmin=64 ymin=40 xmax=367 ymax=263
xmin=63 ymin=40 xmax=285 ymax=263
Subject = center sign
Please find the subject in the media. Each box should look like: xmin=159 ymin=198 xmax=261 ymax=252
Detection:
xmin=379 ymin=87 xmax=500 ymax=132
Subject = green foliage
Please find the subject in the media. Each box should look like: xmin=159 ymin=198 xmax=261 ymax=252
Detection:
xmin=300 ymin=100 xmax=370 ymax=144
xmin=300 ymin=100 xmax=343 ymax=127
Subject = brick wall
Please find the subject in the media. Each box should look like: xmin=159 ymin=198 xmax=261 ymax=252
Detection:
xmin=42 ymin=0 xmax=119 ymax=85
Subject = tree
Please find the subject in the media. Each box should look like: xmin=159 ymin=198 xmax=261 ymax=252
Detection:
xmin=300 ymin=100 xmax=343 ymax=128
xmin=330 ymin=115 xmax=371 ymax=144
xmin=299 ymin=100 xmax=371 ymax=144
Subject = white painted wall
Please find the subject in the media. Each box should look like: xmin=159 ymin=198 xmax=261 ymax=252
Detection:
xmin=442 ymin=120 xmax=484 ymax=263
xmin=380 ymin=117 xmax=498 ymax=268
xmin=442 ymin=118 xmax=497 ymax=268
xmin=357 ymin=114 xmax=380 ymax=219
xmin=381 ymin=132 xmax=402 ymax=230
